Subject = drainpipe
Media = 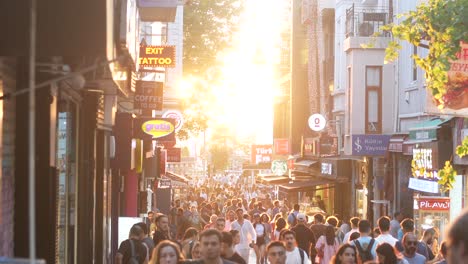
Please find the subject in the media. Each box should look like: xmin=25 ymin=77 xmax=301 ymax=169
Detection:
xmin=29 ymin=0 xmax=37 ymax=262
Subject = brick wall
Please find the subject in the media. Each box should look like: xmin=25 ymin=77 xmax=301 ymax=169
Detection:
xmin=0 ymin=58 xmax=16 ymax=257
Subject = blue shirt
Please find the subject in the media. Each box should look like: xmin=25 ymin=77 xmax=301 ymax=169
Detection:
xmin=350 ymin=236 xmax=378 ymax=260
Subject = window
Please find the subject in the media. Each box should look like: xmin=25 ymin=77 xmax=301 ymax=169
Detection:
xmin=365 ymin=66 xmax=382 ymax=134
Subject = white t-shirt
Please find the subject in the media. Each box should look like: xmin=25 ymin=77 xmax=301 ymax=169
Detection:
xmin=286 ymin=247 xmax=310 ymax=264
xmin=376 ymin=233 xmax=399 ymax=247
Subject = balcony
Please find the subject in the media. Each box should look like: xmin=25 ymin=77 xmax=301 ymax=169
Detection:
xmin=344 ymin=4 xmax=390 ymax=51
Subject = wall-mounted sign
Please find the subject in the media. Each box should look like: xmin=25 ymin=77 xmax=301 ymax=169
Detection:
xmin=308 ymin=114 xmax=326 ymax=131
xmin=352 ymin=135 xmax=391 ymax=156
xmin=321 ymin=162 xmax=332 ymax=175
xmin=162 ymin=110 xmax=184 ymax=132
xmin=271 ymin=160 xmax=288 ymax=176
xmin=274 ymin=138 xmax=290 ymax=155
xmin=133 ymin=118 xmax=176 ymax=141
xmin=417 ymin=197 xmax=450 ymax=211
xmin=158 ymin=178 xmax=172 ymax=189
xmin=251 ymin=145 xmax=273 ymax=164
xmin=408 ymin=178 xmax=439 ymax=193
xmin=135 ymin=81 xmax=163 ymax=111
xmin=166 ymin=148 xmax=181 ymax=162
xmin=139 ymin=45 xmax=176 ymax=69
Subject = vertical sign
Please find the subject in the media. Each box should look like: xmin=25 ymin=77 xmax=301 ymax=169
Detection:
xmin=274 ymin=138 xmax=290 ymax=154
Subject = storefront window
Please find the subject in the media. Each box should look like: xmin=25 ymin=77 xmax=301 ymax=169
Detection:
xmin=55 ymin=95 xmax=78 ymax=264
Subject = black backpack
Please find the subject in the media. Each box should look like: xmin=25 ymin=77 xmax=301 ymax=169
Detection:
xmin=354 ymin=238 xmax=375 ymax=263
xmin=129 ymin=240 xmax=140 ymax=264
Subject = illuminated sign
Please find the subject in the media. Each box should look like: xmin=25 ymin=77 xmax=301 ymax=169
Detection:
xmin=135 ymin=81 xmax=164 ymax=111
xmin=251 ymin=145 xmax=273 ymax=164
xmin=141 ymin=120 xmax=175 ymax=139
xmin=139 ymin=45 xmax=176 ymax=68
xmin=162 ymin=110 xmax=184 ymax=132
xmin=418 ymin=197 xmax=450 ymax=211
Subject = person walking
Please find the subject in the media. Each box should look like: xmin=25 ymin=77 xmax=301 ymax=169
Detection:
xmin=375 ymin=216 xmax=399 ymax=247
xmin=230 ymin=208 xmax=256 ymax=263
xmin=281 ymin=229 xmax=310 ymax=264
xmin=329 ymin=244 xmax=358 ymax=264
xmin=342 ymin=217 xmax=359 ymax=244
xmin=291 ymin=213 xmax=316 ymax=258
xmin=315 ymin=225 xmax=339 ymax=264
xmin=349 ymin=219 xmax=377 ymax=263
xmin=116 ymin=225 xmax=148 ymax=264
xmin=199 ymin=229 xmax=236 ymax=264
xmin=266 ymin=241 xmax=287 ymax=264
xmin=402 ymin=233 xmax=426 ymax=264
xmin=153 ymin=214 xmax=171 ymax=248
xmin=220 ymin=231 xmax=247 ymax=264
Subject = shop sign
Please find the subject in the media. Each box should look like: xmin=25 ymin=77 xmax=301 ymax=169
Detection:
xmin=351 ymin=135 xmax=391 ymax=156
xmin=274 ymin=138 xmax=290 ymax=154
xmin=133 ymin=118 xmax=176 ymax=141
xmin=409 ymin=129 xmax=437 ymax=141
xmin=135 ymin=81 xmax=163 ymax=111
xmin=139 ymin=45 xmax=176 ymax=69
xmin=408 ymin=178 xmax=439 ymax=193
xmin=162 ymin=110 xmax=184 ymax=132
xmin=418 ymin=197 xmax=450 ymax=211
xmin=166 ymin=148 xmax=181 ymax=162
xmin=321 ymin=162 xmax=332 ymax=175
xmin=425 ymin=42 xmax=468 ymax=115
xmin=158 ymin=178 xmax=171 ymax=189
xmin=251 ymin=145 xmax=273 ymax=164
xmin=308 ymin=114 xmax=326 ymax=131
xmin=304 ymin=137 xmax=319 ymax=157
xmin=412 ymin=148 xmax=436 ymax=172
xmin=271 ymin=160 xmax=288 ymax=176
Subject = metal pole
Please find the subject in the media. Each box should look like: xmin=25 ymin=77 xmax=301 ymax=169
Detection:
xmin=29 ymin=0 xmax=37 ymax=263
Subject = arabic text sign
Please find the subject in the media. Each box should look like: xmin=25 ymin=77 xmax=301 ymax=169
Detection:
xmin=352 ymin=135 xmax=391 ymax=156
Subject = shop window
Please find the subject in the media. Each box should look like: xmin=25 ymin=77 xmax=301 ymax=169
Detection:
xmin=365 ymin=66 xmax=382 ymax=134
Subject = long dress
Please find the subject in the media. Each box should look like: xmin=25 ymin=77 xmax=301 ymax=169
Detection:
xmin=315 ymin=235 xmax=339 ymax=264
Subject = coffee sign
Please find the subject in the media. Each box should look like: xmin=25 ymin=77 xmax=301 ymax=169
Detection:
xmin=135 ymin=81 xmax=163 ymax=111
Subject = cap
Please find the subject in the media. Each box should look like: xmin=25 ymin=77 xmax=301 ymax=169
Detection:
xmin=297 ymin=213 xmax=306 ymax=221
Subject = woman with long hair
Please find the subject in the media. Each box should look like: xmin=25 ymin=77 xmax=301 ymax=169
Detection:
xmin=273 ymin=217 xmax=287 ymax=241
xmin=376 ymin=243 xmax=409 ymax=264
xmin=150 ymin=240 xmax=184 ymax=264
xmin=330 ymin=244 xmax=359 ymax=264
xmin=315 ymin=225 xmax=340 ymax=264
xmin=180 ymin=228 xmax=198 ymax=259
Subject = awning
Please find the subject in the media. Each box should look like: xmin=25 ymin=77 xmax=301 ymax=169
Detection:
xmin=294 ymin=159 xmax=318 ymax=168
xmin=278 ymin=178 xmax=334 ymax=192
xmin=388 ymin=134 xmax=408 ymax=153
xmin=165 ymin=171 xmax=189 ymax=183
xmin=257 ymin=175 xmax=289 ymax=184
xmin=408 ymin=118 xmax=452 ymax=131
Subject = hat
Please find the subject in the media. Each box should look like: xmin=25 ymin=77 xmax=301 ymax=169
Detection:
xmin=297 ymin=213 xmax=306 ymax=221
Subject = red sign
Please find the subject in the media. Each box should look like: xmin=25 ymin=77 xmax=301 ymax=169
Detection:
xmin=166 ymin=148 xmax=181 ymax=162
xmin=418 ymin=197 xmax=450 ymax=211
xmin=160 ymin=149 xmax=167 ymax=175
xmin=251 ymin=145 xmax=273 ymax=164
xmin=274 ymin=139 xmax=289 ymax=154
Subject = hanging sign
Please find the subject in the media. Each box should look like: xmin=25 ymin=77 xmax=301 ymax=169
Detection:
xmin=133 ymin=118 xmax=176 ymax=141
xmin=162 ymin=110 xmax=184 ymax=132
xmin=166 ymin=148 xmax=181 ymax=162
xmin=308 ymin=114 xmax=326 ymax=131
xmin=134 ymin=81 xmax=164 ymax=111
xmin=271 ymin=160 xmax=288 ymax=176
xmin=139 ymin=45 xmax=176 ymax=69
xmin=418 ymin=197 xmax=450 ymax=211
xmin=251 ymin=145 xmax=273 ymax=164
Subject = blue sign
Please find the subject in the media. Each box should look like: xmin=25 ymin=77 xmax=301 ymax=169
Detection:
xmin=352 ymin=135 xmax=391 ymax=156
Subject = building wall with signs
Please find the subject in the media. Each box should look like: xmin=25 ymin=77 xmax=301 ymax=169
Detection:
xmin=165 ymin=5 xmax=183 ymax=89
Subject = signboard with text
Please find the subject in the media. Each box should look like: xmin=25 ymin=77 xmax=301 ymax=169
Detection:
xmin=166 ymin=148 xmax=181 ymax=162
xmin=274 ymin=138 xmax=289 ymax=154
xmin=352 ymin=135 xmax=391 ymax=156
xmin=251 ymin=145 xmax=273 ymax=164
xmin=135 ymin=81 xmax=163 ymax=111
xmin=139 ymin=45 xmax=176 ymax=69
xmin=133 ymin=118 xmax=176 ymax=141
xmin=417 ymin=197 xmax=450 ymax=211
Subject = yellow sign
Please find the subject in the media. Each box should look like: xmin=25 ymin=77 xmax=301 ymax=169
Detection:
xmin=139 ymin=45 xmax=176 ymax=68
xmin=141 ymin=119 xmax=175 ymax=139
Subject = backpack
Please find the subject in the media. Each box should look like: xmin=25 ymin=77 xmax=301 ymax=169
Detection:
xmin=298 ymin=247 xmax=306 ymax=263
xmin=354 ymin=238 xmax=375 ymax=263
xmin=129 ymin=239 xmax=139 ymax=264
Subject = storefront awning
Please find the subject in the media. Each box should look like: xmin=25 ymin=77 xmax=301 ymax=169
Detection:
xmin=278 ymin=178 xmax=334 ymax=192
xmin=408 ymin=118 xmax=452 ymax=131
xmin=257 ymin=175 xmax=290 ymax=184
xmin=294 ymin=159 xmax=318 ymax=168
xmin=165 ymin=171 xmax=189 ymax=183
xmin=388 ymin=134 xmax=408 ymax=153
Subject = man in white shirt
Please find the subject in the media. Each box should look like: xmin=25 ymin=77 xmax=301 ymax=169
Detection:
xmin=343 ymin=217 xmax=360 ymax=244
xmin=376 ymin=216 xmax=399 ymax=247
xmin=281 ymin=230 xmax=310 ymax=264
xmin=230 ymin=208 xmax=256 ymax=263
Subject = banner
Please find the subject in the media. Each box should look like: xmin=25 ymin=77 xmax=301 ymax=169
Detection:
xmin=351 ymin=135 xmax=391 ymax=156
xmin=251 ymin=145 xmax=273 ymax=164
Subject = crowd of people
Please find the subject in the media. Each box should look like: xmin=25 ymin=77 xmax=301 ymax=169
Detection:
xmin=115 ymin=188 xmax=468 ymax=264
